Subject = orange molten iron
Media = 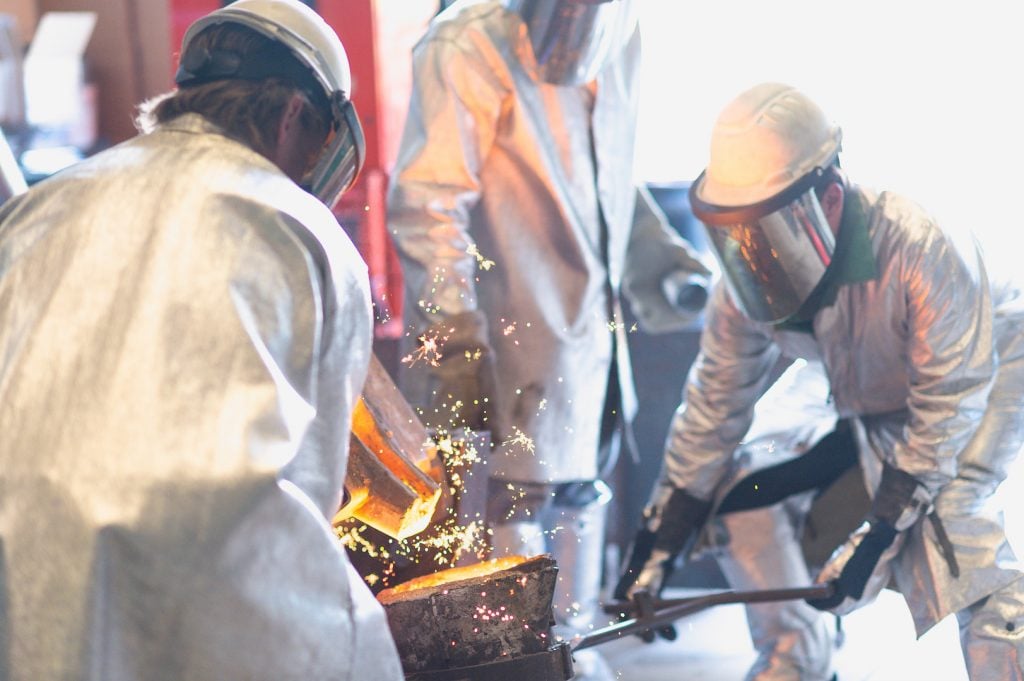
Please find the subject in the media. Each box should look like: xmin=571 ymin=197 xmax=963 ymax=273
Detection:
xmin=333 ymin=354 xmax=444 ymax=540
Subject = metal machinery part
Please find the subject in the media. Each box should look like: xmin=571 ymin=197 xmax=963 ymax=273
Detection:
xmin=378 ymin=555 xmax=573 ymax=681
xmin=585 ymin=584 xmax=836 ymax=651
xmin=377 ymin=544 xmax=835 ymax=679
xmin=334 ymin=353 xmax=445 ymax=540
xmin=402 ymin=643 xmax=573 ymax=681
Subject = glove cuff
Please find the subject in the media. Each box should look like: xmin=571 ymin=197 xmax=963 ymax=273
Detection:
xmin=652 ymin=486 xmax=712 ymax=556
xmin=871 ymin=463 xmax=931 ymax=530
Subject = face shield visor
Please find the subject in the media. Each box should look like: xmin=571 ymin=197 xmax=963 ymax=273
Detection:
xmin=176 ymin=18 xmax=366 ymax=210
xmin=505 ymin=0 xmax=637 ymax=85
xmin=689 ymin=167 xmax=836 ymax=324
xmin=304 ymin=92 xmax=365 ymax=209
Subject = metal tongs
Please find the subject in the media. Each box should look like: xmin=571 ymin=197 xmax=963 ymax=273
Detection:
xmin=573 ymin=584 xmax=836 ymax=652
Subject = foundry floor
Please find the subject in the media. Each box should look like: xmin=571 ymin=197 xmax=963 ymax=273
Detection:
xmin=598 ymin=587 xmax=968 ymax=680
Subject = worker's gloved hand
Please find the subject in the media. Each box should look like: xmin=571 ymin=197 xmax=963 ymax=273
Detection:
xmin=623 ymin=235 xmax=711 ymax=335
xmin=422 ymin=310 xmax=497 ymax=434
xmin=613 ymin=484 xmax=712 ymax=642
xmin=807 ymin=462 xmax=933 ymax=615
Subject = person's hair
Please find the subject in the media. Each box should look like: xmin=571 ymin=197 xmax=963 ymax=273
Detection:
xmin=135 ymin=23 xmax=328 ymax=157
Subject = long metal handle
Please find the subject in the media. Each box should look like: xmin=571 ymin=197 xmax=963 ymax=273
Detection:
xmin=573 ymin=584 xmax=836 ymax=652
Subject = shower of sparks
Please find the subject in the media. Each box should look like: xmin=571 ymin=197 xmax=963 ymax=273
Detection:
xmin=630 ymin=322 xmax=639 ymax=333
xmin=537 ymin=398 xmax=547 ymax=412
xmin=502 ymin=427 xmax=535 ymax=454
xmin=464 ymin=348 xmax=482 ymax=361
xmin=496 ymin=482 xmax=531 ymax=522
xmin=337 ymin=433 xmax=491 ymax=588
xmin=417 ymin=519 xmax=488 ymax=568
xmin=467 ymin=244 xmax=495 ymax=271
xmin=401 ymin=329 xmax=443 ymax=368
xmin=502 ymin=322 xmax=516 ymax=336
xmin=417 ymin=299 xmax=442 ymax=316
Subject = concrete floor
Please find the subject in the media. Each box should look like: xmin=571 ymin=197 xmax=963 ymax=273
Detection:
xmin=595 ymin=588 xmax=968 ymax=680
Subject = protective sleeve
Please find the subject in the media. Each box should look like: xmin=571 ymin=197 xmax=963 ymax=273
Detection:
xmin=625 ymin=186 xmax=708 ymax=271
xmin=893 ymin=222 xmax=996 ymax=495
xmin=661 ymin=282 xmax=782 ymax=498
xmin=386 ymin=32 xmax=510 ymax=327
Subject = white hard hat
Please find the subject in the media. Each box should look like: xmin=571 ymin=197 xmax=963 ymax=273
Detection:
xmin=181 ymin=0 xmax=352 ymax=106
xmin=694 ymin=82 xmax=841 ymax=209
xmin=177 ymin=0 xmax=365 ymax=206
xmin=688 ymin=84 xmax=842 ymax=324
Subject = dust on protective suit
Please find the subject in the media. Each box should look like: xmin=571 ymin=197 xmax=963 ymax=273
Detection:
xmin=0 ymin=114 xmax=403 ymax=681
xmin=666 ymin=186 xmax=1024 ymax=679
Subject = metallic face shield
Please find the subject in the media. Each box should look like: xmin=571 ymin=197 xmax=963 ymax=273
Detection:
xmin=690 ymin=168 xmax=836 ymax=323
xmin=505 ymin=0 xmax=636 ymax=85
xmin=305 ymin=94 xmax=366 ymax=209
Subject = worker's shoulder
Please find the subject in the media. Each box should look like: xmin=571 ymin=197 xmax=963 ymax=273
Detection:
xmin=869 ymin=188 xmax=947 ymax=244
xmin=871 ymin=189 xmax=982 ymax=274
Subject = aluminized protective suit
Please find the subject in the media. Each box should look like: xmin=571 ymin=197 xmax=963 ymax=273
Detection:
xmin=0 ymin=127 xmax=25 ymax=204
xmin=388 ymin=0 xmax=704 ymax=483
xmin=666 ymin=186 xmax=1024 ymax=678
xmin=0 ymin=114 xmax=403 ymax=681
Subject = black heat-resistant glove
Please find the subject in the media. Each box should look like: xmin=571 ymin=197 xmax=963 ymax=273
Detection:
xmin=613 ymin=485 xmax=712 ymax=642
xmin=807 ymin=462 xmax=936 ymax=615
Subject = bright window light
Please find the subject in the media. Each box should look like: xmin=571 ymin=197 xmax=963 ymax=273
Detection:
xmin=634 ymin=0 xmax=1023 ymax=263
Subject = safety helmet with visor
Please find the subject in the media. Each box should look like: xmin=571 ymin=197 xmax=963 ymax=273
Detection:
xmin=689 ymin=83 xmax=843 ymax=324
xmin=503 ymin=0 xmax=637 ymax=85
xmin=175 ymin=0 xmax=365 ymax=208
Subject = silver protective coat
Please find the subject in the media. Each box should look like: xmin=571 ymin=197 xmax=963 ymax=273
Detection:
xmin=388 ymin=0 xmax=700 ymax=482
xmin=0 ymin=114 xmax=403 ymax=681
xmin=664 ymin=186 xmax=1024 ymax=636
xmin=0 ymin=127 xmax=25 ymax=204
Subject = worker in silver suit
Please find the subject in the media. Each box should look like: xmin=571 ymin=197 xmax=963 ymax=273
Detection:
xmin=0 ymin=1 xmax=404 ymax=679
xmin=387 ymin=0 xmax=710 ymax=675
xmin=616 ymin=82 xmax=1024 ymax=680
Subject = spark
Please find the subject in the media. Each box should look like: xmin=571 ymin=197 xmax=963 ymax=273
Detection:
xmin=417 ymin=299 xmax=442 ymax=315
xmin=607 ymin=320 xmax=626 ymax=332
xmin=467 ymin=244 xmax=495 ymax=271
xmin=502 ymin=427 xmax=535 ymax=453
xmin=401 ymin=329 xmax=443 ymax=368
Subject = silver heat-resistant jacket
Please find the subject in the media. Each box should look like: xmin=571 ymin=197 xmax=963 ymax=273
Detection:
xmin=666 ymin=186 xmax=1024 ymax=635
xmin=0 ymin=115 xmax=403 ymax=681
xmin=389 ymin=0 xmax=694 ymax=482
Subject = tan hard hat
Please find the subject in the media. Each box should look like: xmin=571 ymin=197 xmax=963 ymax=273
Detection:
xmin=694 ymin=82 xmax=842 ymax=209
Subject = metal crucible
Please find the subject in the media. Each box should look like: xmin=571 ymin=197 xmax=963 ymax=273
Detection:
xmin=377 ymin=554 xmax=566 ymax=677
